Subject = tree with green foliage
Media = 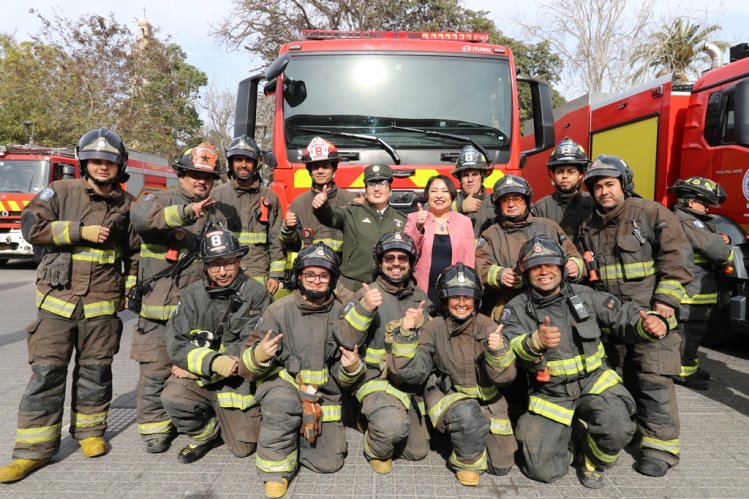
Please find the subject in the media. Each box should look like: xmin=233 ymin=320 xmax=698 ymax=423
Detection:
xmin=0 ymin=11 xmax=206 ymax=158
xmin=630 ymin=17 xmax=727 ymax=84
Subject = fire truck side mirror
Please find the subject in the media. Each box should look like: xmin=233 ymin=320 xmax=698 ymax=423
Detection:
xmin=734 ymin=79 xmax=749 ymax=147
xmin=517 ymin=76 xmax=555 ymax=157
xmin=56 ymin=163 xmax=76 ymax=180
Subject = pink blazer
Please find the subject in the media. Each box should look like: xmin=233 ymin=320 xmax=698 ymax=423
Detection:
xmin=404 ymin=210 xmax=476 ymax=296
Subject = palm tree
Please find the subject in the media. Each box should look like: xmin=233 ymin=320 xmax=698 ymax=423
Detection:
xmin=631 ymin=17 xmax=728 ymax=84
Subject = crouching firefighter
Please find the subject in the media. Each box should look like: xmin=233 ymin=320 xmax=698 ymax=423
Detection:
xmin=336 ymin=232 xmax=432 ymax=474
xmin=240 ymin=243 xmax=364 ymax=498
xmin=502 ymin=235 xmax=670 ymax=489
xmin=388 ymin=263 xmax=517 ymax=487
xmin=162 ymin=228 xmax=271 ymax=463
xmin=0 ymin=128 xmax=139 ymax=483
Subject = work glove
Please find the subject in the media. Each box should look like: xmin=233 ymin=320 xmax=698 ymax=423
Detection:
xmin=36 ymin=251 xmax=71 ymax=287
xmin=211 ymin=355 xmax=238 ymax=377
xmin=81 ymin=225 xmax=105 ymax=243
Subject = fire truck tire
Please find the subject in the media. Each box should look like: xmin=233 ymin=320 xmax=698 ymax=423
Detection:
xmin=0 ymin=258 xmax=7 ymax=267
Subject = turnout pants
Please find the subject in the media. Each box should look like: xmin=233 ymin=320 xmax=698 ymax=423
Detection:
xmin=678 ymin=304 xmax=715 ymax=378
xmin=254 ymin=377 xmax=347 ymax=482
xmin=431 ymin=394 xmax=517 ymax=475
xmin=359 ymin=390 xmax=429 ymax=462
xmin=607 ymin=334 xmax=682 ymax=466
xmin=131 ymin=318 xmax=173 ymax=440
xmin=14 ymin=303 xmax=122 ymax=459
xmin=515 ymin=389 xmax=636 ymax=483
xmin=161 ymin=375 xmax=260 ymax=457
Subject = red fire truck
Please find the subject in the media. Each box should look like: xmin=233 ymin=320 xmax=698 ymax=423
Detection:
xmin=520 ymin=43 xmax=749 ymax=341
xmin=0 ymin=144 xmax=177 ymax=265
xmin=234 ymin=30 xmax=555 ymax=212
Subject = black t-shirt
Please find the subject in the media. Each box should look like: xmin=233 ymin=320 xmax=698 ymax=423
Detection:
xmin=428 ymin=234 xmax=453 ymax=304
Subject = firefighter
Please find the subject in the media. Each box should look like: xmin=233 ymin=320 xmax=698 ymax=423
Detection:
xmin=531 ymin=137 xmax=594 ymax=245
xmin=130 ymin=142 xmax=226 ymax=454
xmin=280 ymin=137 xmax=358 ymax=257
xmin=668 ymin=177 xmax=733 ymax=390
xmin=0 ymin=128 xmax=139 ymax=483
xmin=580 ymin=155 xmax=693 ymax=477
xmin=240 ymin=243 xmax=363 ymax=498
xmin=475 ymin=174 xmax=583 ymax=321
xmin=162 ymin=228 xmax=271 ymax=463
xmin=336 ymin=231 xmax=431 ymax=474
xmin=213 ymin=135 xmax=285 ymax=294
xmin=451 ymin=145 xmax=497 ymax=241
xmin=313 ymin=164 xmax=406 ymax=303
xmin=388 ymin=263 xmax=517 ymax=486
xmin=503 ymin=235 xmax=669 ymax=488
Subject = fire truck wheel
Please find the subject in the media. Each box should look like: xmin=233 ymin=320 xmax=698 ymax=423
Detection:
xmin=0 ymin=258 xmax=7 ymax=267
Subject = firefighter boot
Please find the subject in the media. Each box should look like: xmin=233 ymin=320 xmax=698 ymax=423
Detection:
xmin=369 ymin=458 xmax=393 ymax=474
xmin=145 ymin=428 xmax=177 ymax=454
xmin=80 ymin=436 xmax=108 ymax=458
xmin=576 ymin=456 xmax=605 ymax=489
xmin=177 ymin=435 xmax=222 ymax=464
xmin=455 ymin=469 xmax=481 ymax=486
xmin=634 ymin=456 xmax=670 ymax=477
xmin=0 ymin=458 xmax=51 ymax=483
xmin=265 ymin=478 xmax=288 ymax=498
xmin=673 ymin=374 xmax=708 ymax=391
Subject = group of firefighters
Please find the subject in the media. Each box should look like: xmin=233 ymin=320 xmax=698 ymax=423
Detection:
xmin=0 ymin=127 xmax=732 ymax=497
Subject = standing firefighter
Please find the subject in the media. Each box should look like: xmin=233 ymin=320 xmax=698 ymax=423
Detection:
xmin=240 ymin=243 xmax=363 ymax=498
xmin=531 ymin=137 xmax=594 ymax=244
xmin=313 ymin=163 xmax=406 ymax=303
xmin=580 ymin=155 xmax=693 ymax=477
xmin=451 ymin=145 xmax=497 ymax=241
xmin=503 ymin=235 xmax=669 ymax=488
xmin=475 ymin=174 xmax=583 ymax=321
xmin=336 ymin=232 xmax=431 ymax=474
xmin=280 ymin=137 xmax=358 ymax=257
xmin=0 ymin=128 xmax=139 ymax=483
xmin=668 ymin=177 xmax=733 ymax=390
xmin=213 ymin=135 xmax=285 ymax=294
xmin=389 ymin=264 xmax=517 ymax=487
xmin=162 ymin=228 xmax=271 ymax=463
xmin=130 ymin=143 xmax=226 ymax=454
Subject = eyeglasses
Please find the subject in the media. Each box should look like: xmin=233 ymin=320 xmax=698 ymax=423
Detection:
xmin=382 ymin=254 xmax=409 ymax=264
xmin=301 ymin=271 xmax=331 ymax=283
xmin=499 ymin=195 xmax=525 ymax=204
xmin=206 ymin=260 xmax=239 ymax=272
xmin=366 ymin=180 xmax=390 ymax=189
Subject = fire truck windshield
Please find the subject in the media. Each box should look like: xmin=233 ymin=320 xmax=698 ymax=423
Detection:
xmin=282 ymin=53 xmax=512 ymax=151
xmin=0 ymin=160 xmax=49 ymax=194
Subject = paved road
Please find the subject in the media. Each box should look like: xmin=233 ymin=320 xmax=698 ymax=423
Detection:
xmin=1 ymin=260 xmax=748 ymax=498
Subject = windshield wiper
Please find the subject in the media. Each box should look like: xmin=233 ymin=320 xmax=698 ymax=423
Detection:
xmin=452 ymin=121 xmax=510 ymax=145
xmin=388 ymin=125 xmax=493 ymax=163
xmin=295 ymin=127 xmax=400 ymax=165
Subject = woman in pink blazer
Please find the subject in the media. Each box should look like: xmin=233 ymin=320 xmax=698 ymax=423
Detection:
xmin=405 ymin=174 xmax=476 ymax=304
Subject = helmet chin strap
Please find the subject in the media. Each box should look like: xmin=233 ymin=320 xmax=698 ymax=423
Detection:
xmin=299 ymin=283 xmax=331 ymax=300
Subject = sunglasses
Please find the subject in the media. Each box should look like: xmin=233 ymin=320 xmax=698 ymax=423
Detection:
xmin=383 ymin=254 xmax=409 ymax=264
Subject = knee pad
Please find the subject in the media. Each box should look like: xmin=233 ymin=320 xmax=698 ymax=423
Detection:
xmin=19 ymin=364 xmax=68 ymax=413
xmin=368 ymin=405 xmax=409 ymax=442
xmin=447 ymin=399 xmax=489 ymax=436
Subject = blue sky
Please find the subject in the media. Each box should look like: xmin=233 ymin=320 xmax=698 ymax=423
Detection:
xmin=5 ymin=1 xmax=748 ymax=100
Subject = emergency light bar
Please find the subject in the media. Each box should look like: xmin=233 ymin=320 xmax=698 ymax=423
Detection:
xmin=301 ymin=30 xmax=489 ymax=43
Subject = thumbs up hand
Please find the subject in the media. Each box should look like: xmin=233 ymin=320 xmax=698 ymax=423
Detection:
xmin=537 ymin=315 xmax=561 ymax=349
